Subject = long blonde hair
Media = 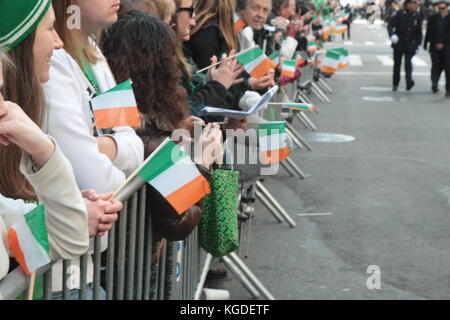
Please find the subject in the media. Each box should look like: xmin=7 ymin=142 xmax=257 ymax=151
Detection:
xmin=191 ymin=0 xmax=238 ymax=51
xmin=52 ymin=0 xmax=100 ymax=67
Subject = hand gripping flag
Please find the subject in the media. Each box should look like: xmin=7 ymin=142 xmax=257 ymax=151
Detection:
xmin=236 ymin=46 xmax=276 ymax=79
xmin=90 ymin=79 xmax=141 ymax=129
xmin=8 ymin=204 xmax=50 ymax=276
xmin=137 ymin=140 xmax=211 ymax=214
xmin=259 ymin=122 xmax=290 ymax=165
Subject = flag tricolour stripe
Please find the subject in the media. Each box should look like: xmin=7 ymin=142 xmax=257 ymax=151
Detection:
xmin=138 ymin=141 xmax=210 ymax=214
xmin=90 ymin=79 xmax=141 ymax=129
xmin=234 ymin=13 xmax=246 ymax=34
xmin=307 ymin=42 xmax=317 ymax=53
xmin=269 ymin=51 xmax=280 ymax=65
xmin=321 ymin=50 xmax=341 ymax=74
xmin=259 ymin=122 xmax=290 ymax=164
xmin=284 ymin=103 xmax=315 ymax=111
xmin=237 ymin=47 xmax=274 ymax=79
xmin=7 ymin=204 xmax=50 ymax=276
xmin=334 ymin=24 xmax=348 ymax=34
xmin=281 ymin=60 xmax=296 ymax=78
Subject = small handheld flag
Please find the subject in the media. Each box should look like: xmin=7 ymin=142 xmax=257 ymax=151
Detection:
xmin=259 ymin=122 xmax=290 ymax=164
xmin=236 ymin=46 xmax=276 ymax=79
xmin=233 ymin=13 xmax=246 ymax=34
xmin=8 ymin=204 xmax=50 ymax=276
xmin=137 ymin=140 xmax=211 ymax=214
xmin=90 ymin=79 xmax=141 ymax=129
xmin=269 ymin=51 xmax=280 ymax=65
xmin=320 ymin=50 xmax=341 ymax=74
xmin=281 ymin=60 xmax=297 ymax=78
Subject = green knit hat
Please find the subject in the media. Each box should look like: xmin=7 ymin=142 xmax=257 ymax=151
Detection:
xmin=0 ymin=0 xmax=52 ymax=51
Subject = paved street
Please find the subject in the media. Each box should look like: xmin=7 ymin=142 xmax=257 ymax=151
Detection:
xmin=210 ymin=19 xmax=450 ymax=300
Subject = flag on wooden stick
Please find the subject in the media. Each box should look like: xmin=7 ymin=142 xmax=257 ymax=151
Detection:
xmin=137 ymin=140 xmax=211 ymax=214
xmin=8 ymin=204 xmax=50 ymax=276
xmin=236 ymin=46 xmax=276 ymax=79
xmin=90 ymin=79 xmax=141 ymax=129
xmin=259 ymin=122 xmax=290 ymax=164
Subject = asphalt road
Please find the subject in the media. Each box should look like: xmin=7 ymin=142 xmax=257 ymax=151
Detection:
xmin=208 ymin=19 xmax=450 ymax=300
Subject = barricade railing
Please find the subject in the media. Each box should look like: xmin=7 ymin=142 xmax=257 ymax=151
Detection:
xmin=1 ymin=48 xmax=336 ymax=301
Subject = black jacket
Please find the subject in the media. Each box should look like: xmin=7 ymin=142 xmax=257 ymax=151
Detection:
xmin=424 ymin=13 xmax=447 ymax=52
xmin=388 ymin=8 xmax=423 ymax=52
xmin=437 ymin=14 xmax=450 ymax=49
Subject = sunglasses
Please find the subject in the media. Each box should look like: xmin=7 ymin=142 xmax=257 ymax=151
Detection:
xmin=177 ymin=5 xmax=195 ymax=18
xmin=439 ymin=7 xmax=447 ymax=10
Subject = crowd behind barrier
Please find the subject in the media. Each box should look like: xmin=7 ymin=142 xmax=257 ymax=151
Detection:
xmin=0 ymin=0 xmax=364 ymax=300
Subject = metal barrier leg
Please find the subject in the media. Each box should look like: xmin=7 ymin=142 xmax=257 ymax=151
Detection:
xmin=125 ymin=193 xmax=138 ymax=300
xmin=319 ymin=78 xmax=333 ymax=93
xmin=298 ymin=111 xmax=317 ymax=131
xmin=256 ymin=181 xmax=297 ymax=228
xmin=296 ymin=89 xmax=313 ymax=105
xmin=227 ymin=252 xmax=275 ymax=300
xmin=193 ymin=254 xmax=214 ymax=300
xmin=255 ymin=189 xmax=285 ymax=223
xmin=222 ymin=255 xmax=261 ymax=300
xmin=280 ymin=160 xmax=300 ymax=178
xmin=312 ymin=83 xmax=330 ymax=103
xmin=285 ymin=156 xmax=307 ymax=180
xmin=286 ymin=128 xmax=306 ymax=149
xmin=311 ymin=84 xmax=327 ymax=103
xmin=286 ymin=123 xmax=312 ymax=151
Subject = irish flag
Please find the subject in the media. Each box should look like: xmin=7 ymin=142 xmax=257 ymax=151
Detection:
xmin=294 ymin=52 xmax=307 ymax=67
xmin=283 ymin=103 xmax=315 ymax=112
xmin=90 ymin=79 xmax=141 ymax=129
xmin=259 ymin=122 xmax=290 ymax=165
xmin=233 ymin=13 xmax=246 ymax=34
xmin=7 ymin=204 xmax=50 ymax=276
xmin=137 ymin=139 xmax=211 ymax=214
xmin=320 ymin=50 xmax=341 ymax=74
xmin=307 ymin=41 xmax=317 ymax=53
xmin=269 ymin=51 xmax=280 ymax=65
xmin=333 ymin=24 xmax=348 ymax=34
xmin=281 ymin=60 xmax=297 ymax=78
xmin=237 ymin=46 xmax=275 ymax=79
xmin=330 ymin=47 xmax=350 ymax=69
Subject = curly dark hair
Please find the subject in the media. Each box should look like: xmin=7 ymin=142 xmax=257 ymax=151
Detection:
xmin=101 ymin=11 xmax=188 ymax=133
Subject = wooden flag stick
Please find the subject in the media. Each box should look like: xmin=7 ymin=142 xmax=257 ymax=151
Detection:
xmin=27 ymin=272 xmax=36 ymax=300
xmin=110 ymin=137 xmax=171 ymax=199
xmin=195 ymin=46 xmax=254 ymax=74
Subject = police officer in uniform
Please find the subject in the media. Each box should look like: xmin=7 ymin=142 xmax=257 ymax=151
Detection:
xmin=388 ymin=0 xmax=423 ymax=91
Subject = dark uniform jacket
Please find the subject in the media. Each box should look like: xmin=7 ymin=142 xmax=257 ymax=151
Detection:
xmin=388 ymin=8 xmax=423 ymax=52
xmin=424 ymin=13 xmax=447 ymax=52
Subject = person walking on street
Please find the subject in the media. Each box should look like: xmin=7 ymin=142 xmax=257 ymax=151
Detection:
xmin=388 ymin=0 xmax=423 ymax=91
xmin=424 ymin=0 xmax=449 ymax=93
xmin=436 ymin=1 xmax=450 ymax=97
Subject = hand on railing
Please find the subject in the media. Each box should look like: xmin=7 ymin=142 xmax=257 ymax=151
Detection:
xmin=82 ymin=190 xmax=122 ymax=237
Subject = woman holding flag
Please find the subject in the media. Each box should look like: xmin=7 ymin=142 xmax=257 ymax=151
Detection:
xmin=0 ymin=1 xmax=121 ymax=288
xmin=37 ymin=0 xmax=144 ymax=299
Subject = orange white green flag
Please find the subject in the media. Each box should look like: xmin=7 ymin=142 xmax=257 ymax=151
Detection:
xmin=259 ymin=122 xmax=290 ymax=164
xmin=333 ymin=24 xmax=348 ymax=34
xmin=233 ymin=12 xmax=246 ymax=34
xmin=281 ymin=59 xmax=297 ymax=78
xmin=90 ymin=79 xmax=141 ymax=129
xmin=283 ymin=103 xmax=315 ymax=111
xmin=236 ymin=46 xmax=276 ymax=79
xmin=307 ymin=41 xmax=317 ymax=53
xmin=7 ymin=204 xmax=50 ymax=276
xmin=137 ymin=140 xmax=211 ymax=214
xmin=330 ymin=47 xmax=350 ymax=69
xmin=269 ymin=51 xmax=280 ymax=65
xmin=320 ymin=50 xmax=341 ymax=74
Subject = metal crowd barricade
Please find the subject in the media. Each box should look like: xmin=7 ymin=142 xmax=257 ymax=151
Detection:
xmin=0 ymin=179 xmax=211 ymax=301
